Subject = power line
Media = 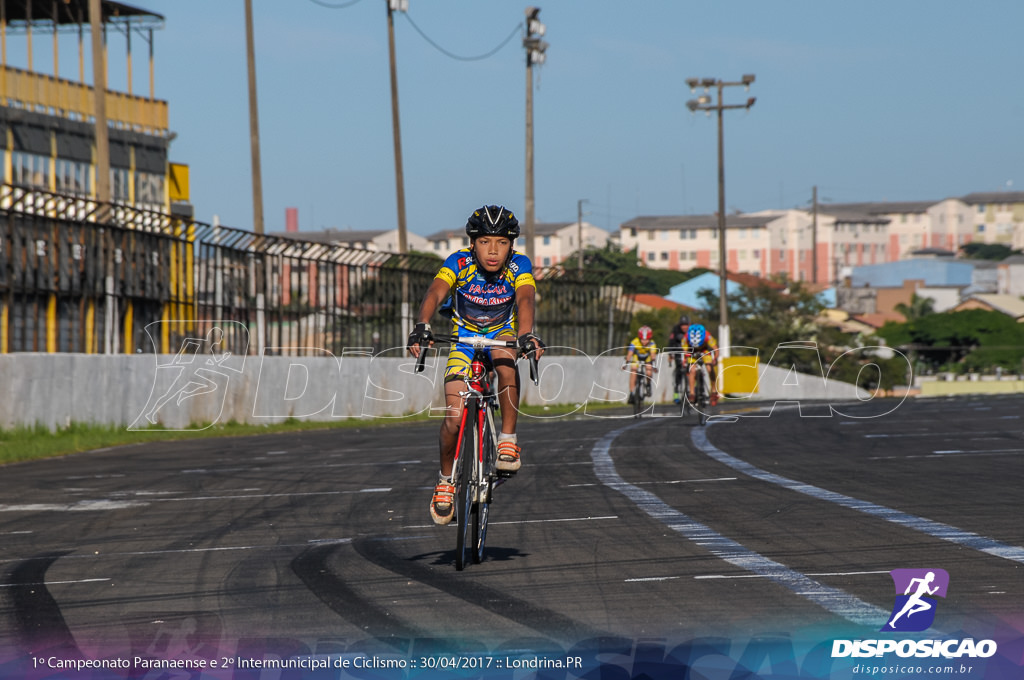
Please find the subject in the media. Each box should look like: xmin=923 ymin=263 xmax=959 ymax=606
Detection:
xmin=402 ymin=13 xmax=522 ymax=61
xmin=307 ymin=0 xmax=364 ymax=9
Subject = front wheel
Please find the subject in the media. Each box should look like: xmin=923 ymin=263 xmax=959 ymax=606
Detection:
xmin=633 ymin=376 xmax=645 ymax=418
xmin=455 ymin=406 xmax=477 ymax=571
xmin=473 ymin=418 xmax=496 ymax=564
xmin=696 ymin=367 xmax=710 ymax=426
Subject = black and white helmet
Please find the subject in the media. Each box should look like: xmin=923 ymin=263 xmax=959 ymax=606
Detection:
xmin=465 ymin=205 xmax=520 ymax=239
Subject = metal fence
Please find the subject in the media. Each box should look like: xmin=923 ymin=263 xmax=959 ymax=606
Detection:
xmin=0 ymin=184 xmax=634 ymax=357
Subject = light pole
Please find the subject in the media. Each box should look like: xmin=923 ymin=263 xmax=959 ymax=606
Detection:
xmin=685 ymin=74 xmax=756 ymax=359
xmin=387 ymin=0 xmax=409 ymax=254
xmin=243 ymin=0 xmax=264 ymax=234
xmin=523 ymin=7 xmax=547 ymax=264
xmin=577 ymin=198 xmax=588 ymax=274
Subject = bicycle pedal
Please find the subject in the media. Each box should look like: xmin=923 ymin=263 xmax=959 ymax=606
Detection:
xmin=496 ymin=469 xmax=517 ymax=479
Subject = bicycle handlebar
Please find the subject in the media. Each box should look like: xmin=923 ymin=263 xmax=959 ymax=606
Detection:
xmin=414 ymin=333 xmax=540 ymax=385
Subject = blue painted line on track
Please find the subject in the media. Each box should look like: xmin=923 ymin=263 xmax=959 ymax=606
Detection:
xmin=590 ymin=422 xmax=886 ymax=626
xmin=691 ymin=427 xmax=1024 ymax=564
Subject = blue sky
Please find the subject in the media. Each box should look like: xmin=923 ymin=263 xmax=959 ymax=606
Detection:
xmin=13 ymin=1 xmax=1024 ymax=236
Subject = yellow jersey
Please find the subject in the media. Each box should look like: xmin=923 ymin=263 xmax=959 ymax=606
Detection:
xmin=627 ymin=338 xmax=658 ymax=363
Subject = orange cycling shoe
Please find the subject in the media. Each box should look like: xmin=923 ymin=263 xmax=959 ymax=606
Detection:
xmin=496 ymin=441 xmax=522 ymax=473
xmin=429 ymin=477 xmax=456 ymax=525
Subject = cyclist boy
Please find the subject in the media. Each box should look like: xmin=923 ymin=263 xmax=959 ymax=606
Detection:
xmin=666 ymin=314 xmax=691 ymax=404
xmin=624 ymin=325 xmax=657 ymax=404
xmin=407 ymin=205 xmax=545 ymax=526
xmin=684 ymin=323 xmax=720 ymax=406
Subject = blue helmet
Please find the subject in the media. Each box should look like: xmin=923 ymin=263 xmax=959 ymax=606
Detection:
xmin=687 ymin=324 xmax=707 ymax=347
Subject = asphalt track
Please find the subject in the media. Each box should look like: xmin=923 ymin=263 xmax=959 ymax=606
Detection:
xmin=1 ymin=394 xmax=1022 ymax=661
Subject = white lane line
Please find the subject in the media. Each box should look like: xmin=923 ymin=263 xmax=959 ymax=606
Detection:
xmin=0 ymin=500 xmax=148 ymax=512
xmin=692 ymin=427 xmax=1024 ymax=564
xmin=625 ymin=576 xmax=681 ymax=582
xmin=592 ymin=423 xmax=886 ymax=626
xmin=321 ymin=459 xmax=423 ymax=467
xmin=0 ymin=578 xmax=111 ymax=588
xmin=0 ymin=489 xmax=390 ymax=512
xmin=155 ymin=489 xmax=390 ymax=502
xmin=696 ymin=569 xmax=890 ymax=580
xmin=865 ymin=432 xmax=973 ymax=438
xmin=490 ymin=515 xmax=618 ymax=526
xmin=568 ymin=477 xmax=736 ymax=488
xmin=933 ymin=448 xmax=1024 ymax=455
xmin=402 ymin=515 xmax=618 ymax=530
xmin=870 ymin=449 xmax=1024 ymax=460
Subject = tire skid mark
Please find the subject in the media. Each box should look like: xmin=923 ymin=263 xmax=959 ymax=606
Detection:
xmin=351 ymin=537 xmax=611 ymax=642
xmin=291 ymin=543 xmax=424 ymax=645
xmin=3 ymin=552 xmax=80 ymax=656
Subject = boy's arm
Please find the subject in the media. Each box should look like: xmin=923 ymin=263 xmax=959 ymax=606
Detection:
xmin=416 ymin=278 xmax=451 ymax=325
xmin=408 ymin=278 xmax=451 ymax=356
xmin=515 ymin=284 xmax=545 ymax=359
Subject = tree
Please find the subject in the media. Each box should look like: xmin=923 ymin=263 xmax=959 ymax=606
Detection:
xmin=695 ymin=274 xmax=910 ymax=392
xmin=697 ymin=274 xmax=828 ymax=373
xmin=959 ymin=243 xmax=1022 ymax=261
xmin=582 ymin=243 xmax=707 ymax=296
xmin=894 ymin=293 xmax=935 ymax=322
xmin=879 ymin=309 xmax=1024 ymax=374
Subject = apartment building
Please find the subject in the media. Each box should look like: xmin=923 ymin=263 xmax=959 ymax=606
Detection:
xmin=531 ymin=221 xmax=611 ymax=267
xmin=621 ymin=210 xmax=889 ymax=284
xmin=961 ymin=192 xmax=1024 ymax=251
xmin=621 ymin=191 xmax=1024 ymax=283
xmin=274 ymin=228 xmax=429 ymax=253
xmin=424 ymin=221 xmax=612 ymax=268
xmin=619 ymin=214 xmax=775 ymax=274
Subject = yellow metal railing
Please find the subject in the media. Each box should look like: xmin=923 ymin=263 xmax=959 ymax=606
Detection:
xmin=0 ymin=65 xmax=168 ymax=135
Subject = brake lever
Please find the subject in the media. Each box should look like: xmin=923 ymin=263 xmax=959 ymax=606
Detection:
xmin=415 ymin=342 xmax=428 ymax=373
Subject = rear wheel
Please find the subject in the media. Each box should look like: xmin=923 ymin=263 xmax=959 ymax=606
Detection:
xmin=455 ymin=406 xmax=476 ymax=571
xmin=679 ymin=366 xmax=691 ymax=417
xmin=696 ymin=367 xmax=710 ymax=426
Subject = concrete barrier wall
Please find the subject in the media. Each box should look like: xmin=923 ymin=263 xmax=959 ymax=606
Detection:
xmin=919 ymin=379 xmax=1024 ymax=397
xmin=0 ymin=352 xmax=869 ymax=431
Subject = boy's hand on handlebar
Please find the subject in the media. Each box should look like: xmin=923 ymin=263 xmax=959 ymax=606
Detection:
xmin=517 ymin=333 xmax=546 ymax=360
xmin=407 ymin=322 xmax=433 ymax=357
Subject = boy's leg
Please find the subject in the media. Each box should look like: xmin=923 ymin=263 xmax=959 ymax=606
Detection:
xmin=430 ymin=365 xmax=467 ymax=525
xmin=438 ymin=380 xmax=466 ymax=476
xmin=493 ymin=339 xmax=522 ymax=472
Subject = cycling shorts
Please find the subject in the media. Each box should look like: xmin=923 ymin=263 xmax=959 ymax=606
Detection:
xmin=444 ymin=319 xmax=517 ymax=381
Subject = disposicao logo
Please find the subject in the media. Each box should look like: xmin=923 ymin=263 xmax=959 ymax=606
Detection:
xmin=882 ymin=568 xmax=949 ymax=632
xmin=832 ymin=568 xmax=999 ymax=660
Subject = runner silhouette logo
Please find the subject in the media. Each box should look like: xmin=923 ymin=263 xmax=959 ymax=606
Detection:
xmin=882 ymin=568 xmax=949 ymax=632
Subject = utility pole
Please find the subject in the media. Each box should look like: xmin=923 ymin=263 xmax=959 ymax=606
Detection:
xmin=811 ymin=185 xmax=818 ymax=283
xmin=387 ymin=0 xmax=409 ymax=254
xmin=244 ymin=0 xmax=264 ymax=234
xmin=577 ymin=198 xmax=588 ymax=274
xmin=685 ymin=75 xmax=756 ymax=359
xmin=523 ymin=7 xmax=547 ymax=263
xmin=88 ymin=0 xmax=110 ymax=209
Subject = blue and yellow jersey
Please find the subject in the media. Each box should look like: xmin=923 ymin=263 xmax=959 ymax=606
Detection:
xmin=627 ymin=338 xmax=658 ymax=364
xmin=435 ymin=248 xmax=536 ymax=334
xmin=686 ymin=335 xmax=719 ymax=364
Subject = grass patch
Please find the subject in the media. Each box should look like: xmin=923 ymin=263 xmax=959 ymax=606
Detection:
xmin=0 ymin=401 xmax=617 ymax=466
